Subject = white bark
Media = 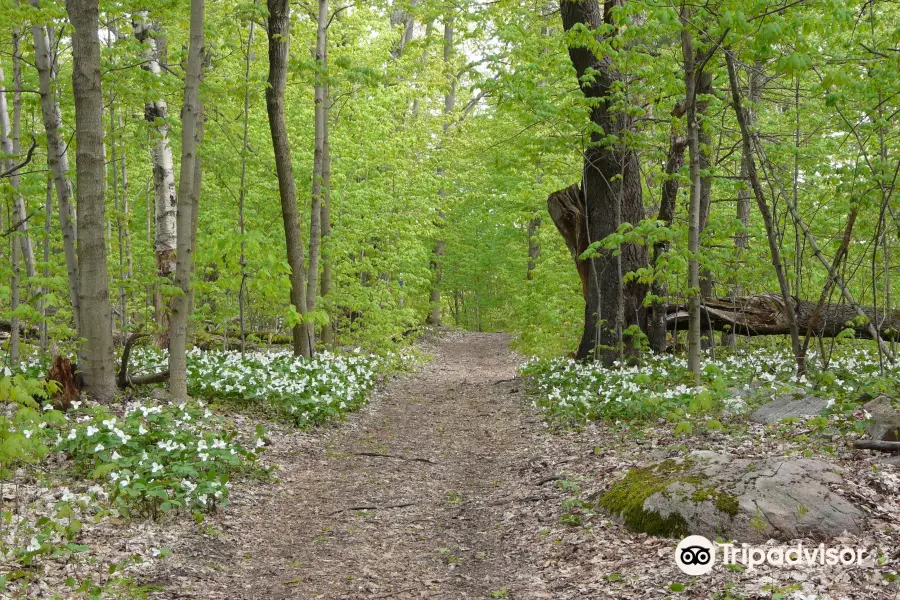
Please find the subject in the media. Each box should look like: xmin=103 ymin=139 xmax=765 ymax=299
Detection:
xmin=31 ymin=20 xmax=80 ymax=330
xmin=0 ymin=52 xmax=35 ymax=278
xmin=133 ymin=13 xmax=177 ymax=340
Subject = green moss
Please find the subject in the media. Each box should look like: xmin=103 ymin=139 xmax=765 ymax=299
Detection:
xmin=599 ymin=459 xmax=739 ymax=537
xmin=691 ymin=486 xmax=740 ymax=517
xmin=598 ymin=460 xmax=692 ymax=538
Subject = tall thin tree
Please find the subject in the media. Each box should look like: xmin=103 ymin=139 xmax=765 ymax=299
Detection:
xmin=266 ymin=0 xmax=310 ymax=357
xmin=168 ymin=0 xmax=206 ymax=401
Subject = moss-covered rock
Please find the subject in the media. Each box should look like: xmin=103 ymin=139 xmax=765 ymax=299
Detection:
xmin=597 ymin=451 xmax=863 ymax=542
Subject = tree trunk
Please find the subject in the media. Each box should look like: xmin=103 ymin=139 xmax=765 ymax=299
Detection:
xmin=526 ymin=217 xmax=541 ymax=280
xmin=168 ymin=0 xmax=205 ymax=401
xmin=40 ymin=174 xmax=51 ymax=357
xmin=306 ymin=0 xmax=329 ymax=354
xmin=238 ymin=12 xmax=256 ymax=355
xmin=556 ymin=0 xmax=648 ymax=363
xmin=666 ymin=294 xmax=900 ymax=341
xmin=320 ymin=66 xmax=334 ymax=346
xmin=107 ymin=71 xmax=127 ymax=329
xmin=648 ymin=126 xmax=686 ymax=353
xmin=723 ymin=61 xmax=763 ymax=346
xmin=266 ymin=0 xmax=310 ymax=357
xmin=1 ymin=37 xmax=35 ymax=280
xmin=67 ymin=0 xmax=116 ymax=401
xmin=427 ymin=16 xmax=456 ymax=328
xmin=725 ymin=51 xmax=804 ymax=375
xmin=681 ymin=9 xmax=702 ymax=384
xmin=133 ymin=14 xmax=178 ymax=346
xmin=31 ymin=20 xmax=80 ymax=331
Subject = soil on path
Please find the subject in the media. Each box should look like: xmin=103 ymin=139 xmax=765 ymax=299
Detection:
xmin=147 ymin=333 xmax=558 ymax=599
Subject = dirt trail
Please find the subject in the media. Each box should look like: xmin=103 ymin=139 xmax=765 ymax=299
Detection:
xmin=148 ymin=333 xmax=557 ymax=599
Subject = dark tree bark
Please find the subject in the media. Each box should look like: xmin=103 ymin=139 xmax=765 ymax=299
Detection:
xmin=266 ymin=0 xmax=310 ymax=356
xmin=526 ymin=217 xmax=541 ymax=280
xmin=648 ymin=125 xmax=686 ymax=354
xmin=553 ymin=0 xmax=648 ymax=363
xmin=66 ymin=0 xmax=116 ymax=401
xmin=306 ymin=0 xmax=329 ymax=353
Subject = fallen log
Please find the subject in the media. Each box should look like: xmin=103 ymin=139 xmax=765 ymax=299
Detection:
xmin=665 ymin=294 xmax=899 ymax=341
xmin=854 ymin=440 xmax=900 ymax=453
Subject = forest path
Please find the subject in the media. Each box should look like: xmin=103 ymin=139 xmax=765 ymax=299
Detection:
xmin=148 ymin=332 xmax=559 ymax=599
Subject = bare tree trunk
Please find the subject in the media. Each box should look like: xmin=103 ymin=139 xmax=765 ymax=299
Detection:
xmin=67 ymin=0 xmax=116 ymax=400
xmin=133 ymin=13 xmax=178 ymax=346
xmin=724 ymin=61 xmax=763 ymax=346
xmin=187 ymin=94 xmax=205 ymax=341
xmin=238 ymin=12 xmax=256 ymax=356
xmin=526 ymin=217 xmax=541 ymax=280
xmin=1 ymin=39 xmax=35 ymax=280
xmin=306 ymin=0 xmax=329 ymax=354
xmin=390 ymin=0 xmax=418 ymax=58
xmin=107 ymin=81 xmax=127 ymax=328
xmin=31 ymin=20 xmax=80 ymax=331
xmin=427 ymin=16 xmax=456 ymax=328
xmin=725 ymin=51 xmax=804 ymax=376
xmin=320 ymin=65 xmax=334 ymax=346
xmin=40 ymin=175 xmax=51 ymax=357
xmin=681 ymin=8 xmax=702 ymax=384
xmin=8 ymin=206 xmax=20 ymax=365
xmin=168 ymin=0 xmax=205 ymax=401
xmin=648 ymin=125 xmax=686 ymax=353
xmin=266 ymin=0 xmax=310 ymax=357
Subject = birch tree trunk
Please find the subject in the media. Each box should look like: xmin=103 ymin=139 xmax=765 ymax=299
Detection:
xmin=1 ymin=38 xmax=35 ymax=279
xmin=31 ymin=20 xmax=80 ymax=330
xmin=266 ymin=0 xmax=310 ymax=357
xmin=168 ymin=0 xmax=205 ymax=401
xmin=133 ymin=14 xmax=177 ymax=346
xmin=66 ymin=0 xmax=116 ymax=400
xmin=306 ymin=0 xmax=329 ymax=354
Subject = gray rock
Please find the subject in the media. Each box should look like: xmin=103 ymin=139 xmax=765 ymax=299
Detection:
xmin=864 ymin=395 xmax=900 ymax=442
xmin=149 ymin=388 xmax=171 ymax=402
xmin=750 ymin=393 xmax=830 ymax=424
xmin=876 ymin=455 xmax=900 ymax=467
xmin=598 ymin=451 xmax=863 ymax=542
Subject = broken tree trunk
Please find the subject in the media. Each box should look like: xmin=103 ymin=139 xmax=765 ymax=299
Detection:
xmin=665 ymin=294 xmax=900 ymax=341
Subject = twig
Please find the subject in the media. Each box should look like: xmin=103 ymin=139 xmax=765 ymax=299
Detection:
xmin=353 ymin=452 xmax=435 ymax=464
xmin=328 ymin=502 xmax=415 ymax=516
xmin=533 ymin=475 xmax=562 ymax=486
xmin=368 ymin=587 xmax=417 ymax=600
xmin=0 ymin=137 xmax=37 ymax=179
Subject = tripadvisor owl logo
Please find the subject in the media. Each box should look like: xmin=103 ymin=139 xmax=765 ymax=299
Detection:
xmin=675 ymin=535 xmax=716 ymax=575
